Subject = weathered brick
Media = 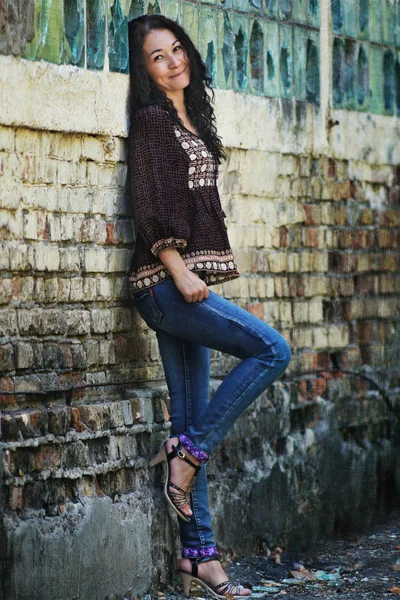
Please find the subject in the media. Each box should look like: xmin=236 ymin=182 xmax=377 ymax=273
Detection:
xmin=33 ymin=445 xmax=60 ymax=472
xmin=83 ymin=277 xmax=97 ymax=301
xmin=0 ymin=243 xmax=10 ymax=270
xmin=70 ymin=406 xmax=86 ymax=432
xmin=84 ymin=341 xmax=99 ymax=367
xmin=9 ymin=486 xmax=23 ymax=511
xmin=131 ymin=396 xmax=154 ymax=424
xmin=23 ymin=211 xmax=38 ymax=240
xmin=0 ymin=343 xmax=14 ymax=371
xmin=98 ymin=339 xmax=115 ymax=365
xmin=78 ymin=404 xmax=111 ymax=431
xmin=267 ymin=252 xmax=287 ymax=273
xmin=16 ymin=342 xmax=34 ymax=369
xmin=70 ymin=344 xmax=86 ymax=369
xmin=81 ymin=136 xmax=104 ymax=162
xmin=65 ymin=311 xmax=91 ymax=335
xmin=69 ymin=277 xmax=84 ymax=302
xmin=34 ymin=245 xmax=60 ymax=271
xmin=44 ymin=278 xmax=58 ymax=303
xmin=0 ymin=278 xmax=13 ymax=304
xmin=120 ymin=399 xmax=134 ymax=426
xmin=96 ymin=277 xmax=113 ymax=301
xmin=107 ymin=248 xmax=132 ymax=273
xmin=312 ymin=327 xmax=329 ymax=349
xmin=43 ymin=343 xmax=61 ymax=369
xmin=41 ymin=310 xmax=67 ymax=335
xmin=90 ymin=309 xmax=112 ymax=334
xmin=83 ymin=247 xmax=107 ymax=273
xmin=109 ymin=402 xmax=124 ymax=428
xmin=47 ymin=407 xmax=70 ymax=436
xmin=57 ymin=278 xmax=71 ymax=302
xmin=0 ymin=376 xmax=15 ymax=406
xmin=0 ymin=309 xmax=18 ymax=336
xmin=111 ymin=308 xmax=132 ymax=333
xmin=10 ymin=243 xmax=31 ymax=270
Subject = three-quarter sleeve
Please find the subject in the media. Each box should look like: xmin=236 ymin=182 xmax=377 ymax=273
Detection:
xmin=128 ymin=105 xmax=190 ymax=258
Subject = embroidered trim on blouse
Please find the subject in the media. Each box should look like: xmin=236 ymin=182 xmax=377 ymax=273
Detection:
xmin=129 ymin=249 xmax=240 ymax=291
xmin=151 ymin=237 xmax=187 ymax=257
xmin=173 ymin=127 xmax=217 ymax=190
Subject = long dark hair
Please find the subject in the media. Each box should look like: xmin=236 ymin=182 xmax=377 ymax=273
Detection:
xmin=127 ymin=14 xmax=226 ymax=163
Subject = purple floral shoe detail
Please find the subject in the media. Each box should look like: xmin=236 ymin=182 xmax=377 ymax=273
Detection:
xmin=179 ymin=434 xmax=209 ymax=464
xmin=182 ymin=545 xmax=219 ymax=559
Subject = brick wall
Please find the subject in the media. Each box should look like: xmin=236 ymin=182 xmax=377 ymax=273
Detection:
xmin=1 ymin=1 xmax=400 ymax=599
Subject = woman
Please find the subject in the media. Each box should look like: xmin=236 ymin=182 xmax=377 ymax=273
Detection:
xmin=127 ymin=14 xmax=291 ymax=598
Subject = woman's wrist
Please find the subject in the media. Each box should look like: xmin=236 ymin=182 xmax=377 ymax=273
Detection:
xmin=158 ymin=247 xmax=190 ymax=279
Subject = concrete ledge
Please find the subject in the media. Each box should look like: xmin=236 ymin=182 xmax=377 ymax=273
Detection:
xmin=1 ymin=55 xmax=400 ymax=163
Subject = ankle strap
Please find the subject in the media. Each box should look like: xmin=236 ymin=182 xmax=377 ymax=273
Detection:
xmin=188 ymin=558 xmax=199 ymax=577
xmin=198 ymin=556 xmax=220 ymax=565
xmin=167 ymin=442 xmax=201 ymax=473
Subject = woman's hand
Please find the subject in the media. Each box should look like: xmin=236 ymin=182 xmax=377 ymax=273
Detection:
xmin=173 ymin=269 xmax=209 ymax=303
xmin=158 ymin=247 xmax=209 ymax=303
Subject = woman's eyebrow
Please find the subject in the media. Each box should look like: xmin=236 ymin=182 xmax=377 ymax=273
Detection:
xmin=149 ymin=39 xmax=180 ymax=57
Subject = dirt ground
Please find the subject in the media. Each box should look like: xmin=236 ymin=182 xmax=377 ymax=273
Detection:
xmin=155 ymin=509 xmax=400 ymax=600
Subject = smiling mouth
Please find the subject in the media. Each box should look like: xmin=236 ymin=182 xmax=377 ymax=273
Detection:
xmin=170 ymin=68 xmax=186 ymax=79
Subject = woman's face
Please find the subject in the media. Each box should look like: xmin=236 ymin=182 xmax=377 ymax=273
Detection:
xmin=142 ymin=28 xmax=190 ymax=97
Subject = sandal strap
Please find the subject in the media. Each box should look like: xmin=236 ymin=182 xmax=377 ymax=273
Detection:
xmin=189 ymin=558 xmax=199 ymax=578
xmin=168 ymin=483 xmax=191 ymax=509
xmin=214 ymin=581 xmax=231 ymax=593
xmin=184 ymin=559 xmax=246 ymax=598
xmin=167 ymin=442 xmax=201 ymax=473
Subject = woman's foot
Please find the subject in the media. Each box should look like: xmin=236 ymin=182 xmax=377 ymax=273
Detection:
xmin=165 ymin=437 xmax=200 ymax=519
xmin=178 ymin=558 xmax=251 ymax=597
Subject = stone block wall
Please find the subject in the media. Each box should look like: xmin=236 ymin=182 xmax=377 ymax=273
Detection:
xmin=0 ymin=1 xmax=400 ymax=599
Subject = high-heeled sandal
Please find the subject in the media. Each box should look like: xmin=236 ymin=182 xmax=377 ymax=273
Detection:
xmin=150 ymin=440 xmax=201 ymax=523
xmin=179 ymin=558 xmax=250 ymax=599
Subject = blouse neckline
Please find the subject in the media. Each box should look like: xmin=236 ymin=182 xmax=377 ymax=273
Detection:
xmin=179 ymin=123 xmax=201 ymax=140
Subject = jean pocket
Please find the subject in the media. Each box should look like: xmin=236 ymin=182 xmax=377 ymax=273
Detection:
xmin=134 ymin=289 xmax=163 ymax=330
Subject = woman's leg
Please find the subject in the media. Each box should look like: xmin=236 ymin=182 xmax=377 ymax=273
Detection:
xmin=135 ymin=277 xmax=291 ymax=459
xmin=155 ymin=329 xmax=218 ymax=557
xmin=154 ymin=330 xmax=250 ymax=595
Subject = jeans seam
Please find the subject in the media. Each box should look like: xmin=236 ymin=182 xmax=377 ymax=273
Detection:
xmin=191 ymin=484 xmax=206 ymax=547
xmin=182 ymin=340 xmax=191 ymax=430
xmin=200 ymin=301 xmax=265 ymax=344
xmin=183 ymin=340 xmax=205 ymax=548
xmin=200 ymin=357 xmax=277 ymax=450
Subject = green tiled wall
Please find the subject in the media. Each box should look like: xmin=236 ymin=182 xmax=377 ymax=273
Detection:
xmin=19 ymin=0 xmax=400 ymax=115
xmin=21 ymin=0 xmax=320 ymax=105
xmin=332 ymin=0 xmax=400 ymax=116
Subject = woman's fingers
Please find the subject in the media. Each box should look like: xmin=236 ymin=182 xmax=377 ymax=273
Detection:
xmin=173 ymin=269 xmax=209 ymax=303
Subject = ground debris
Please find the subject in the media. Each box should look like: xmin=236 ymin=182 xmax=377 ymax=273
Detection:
xmin=144 ymin=510 xmax=399 ymax=600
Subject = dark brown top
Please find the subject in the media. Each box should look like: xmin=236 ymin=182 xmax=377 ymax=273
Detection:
xmin=127 ymin=104 xmax=240 ymax=291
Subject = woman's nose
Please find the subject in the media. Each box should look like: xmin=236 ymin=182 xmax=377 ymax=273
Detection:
xmin=168 ymin=54 xmax=181 ymax=68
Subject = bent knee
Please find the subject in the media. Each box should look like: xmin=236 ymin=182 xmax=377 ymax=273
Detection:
xmin=275 ymin=337 xmax=291 ymax=368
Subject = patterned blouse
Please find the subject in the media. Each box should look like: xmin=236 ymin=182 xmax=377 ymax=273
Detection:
xmin=127 ymin=104 xmax=241 ymax=291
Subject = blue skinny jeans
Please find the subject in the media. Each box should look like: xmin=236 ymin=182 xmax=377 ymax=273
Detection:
xmin=133 ymin=273 xmax=291 ymax=559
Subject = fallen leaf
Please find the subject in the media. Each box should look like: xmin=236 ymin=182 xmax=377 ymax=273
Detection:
xmin=392 ymin=564 xmax=400 ymax=572
xmin=389 ymin=587 xmax=400 ymax=595
xmin=289 ymin=570 xmax=316 ymax=581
